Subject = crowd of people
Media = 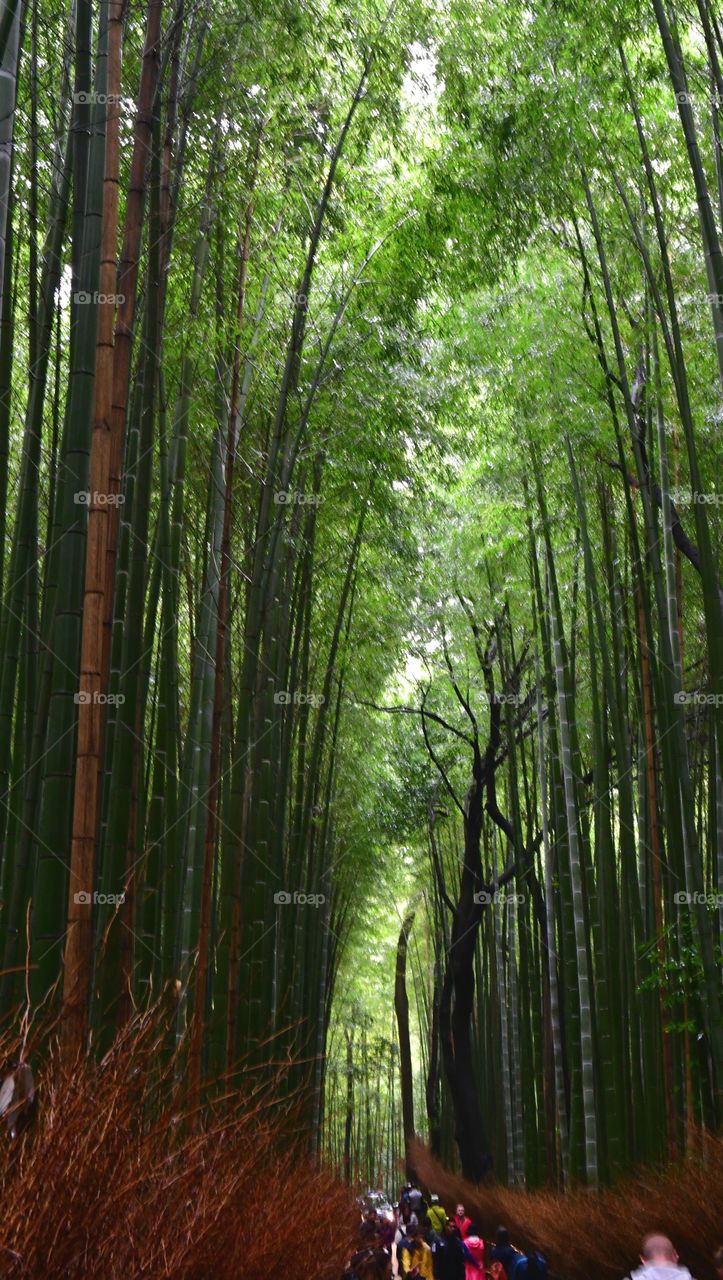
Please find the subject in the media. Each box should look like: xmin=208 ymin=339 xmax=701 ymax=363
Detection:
xmin=341 ymin=1187 xmax=544 ymax=1280
xmin=341 ymin=1185 xmax=722 ymax=1280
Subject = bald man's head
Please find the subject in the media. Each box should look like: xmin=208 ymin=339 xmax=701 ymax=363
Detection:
xmin=641 ymin=1236 xmax=678 ymax=1265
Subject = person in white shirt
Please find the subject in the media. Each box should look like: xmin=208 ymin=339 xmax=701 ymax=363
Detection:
xmin=628 ymin=1235 xmax=697 ymax=1280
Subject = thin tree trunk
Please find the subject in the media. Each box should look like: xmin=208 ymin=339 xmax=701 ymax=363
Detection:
xmin=188 ymin=161 xmax=256 ymax=1114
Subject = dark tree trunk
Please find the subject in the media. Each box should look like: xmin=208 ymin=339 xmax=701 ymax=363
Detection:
xmin=344 ymin=1026 xmax=354 ymax=1184
xmin=422 ymin=610 xmax=538 ymax=1183
xmin=395 ymin=906 xmax=416 ymax=1181
xmin=425 ymin=954 xmax=443 ymax=1159
xmin=446 ymin=781 xmax=494 ymax=1182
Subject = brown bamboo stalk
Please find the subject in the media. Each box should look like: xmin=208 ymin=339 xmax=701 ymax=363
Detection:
xmin=61 ymin=0 xmax=125 ymax=1061
xmin=101 ymin=0 xmax=162 ymax=693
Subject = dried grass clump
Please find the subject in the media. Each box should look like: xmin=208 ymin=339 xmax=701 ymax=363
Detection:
xmin=412 ymin=1137 xmax=723 ymax=1280
xmin=0 ymin=1011 xmax=356 ymax=1279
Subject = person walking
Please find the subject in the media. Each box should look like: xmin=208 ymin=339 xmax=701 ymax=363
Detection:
xmin=427 ymin=1195 xmax=446 ymax=1234
xmin=627 ymin=1236 xmax=697 ymax=1280
xmin=398 ymin=1203 xmax=419 ymax=1238
xmin=379 ymin=1211 xmax=396 ymax=1251
xmin=462 ymin=1227 xmax=485 ymax=1280
xmin=432 ymin=1219 xmax=470 ymax=1280
xmin=399 ymin=1222 xmax=434 ymax=1279
xmin=361 ymin=1211 xmax=382 ymax=1245
xmin=453 ymin=1206 xmax=471 ymax=1240
xmin=343 ymin=1247 xmax=392 ymax=1280
xmin=408 ymin=1185 xmax=427 ymax=1219
xmin=394 ymin=1210 xmax=415 ymax=1280
xmin=491 ymin=1226 xmax=523 ymax=1278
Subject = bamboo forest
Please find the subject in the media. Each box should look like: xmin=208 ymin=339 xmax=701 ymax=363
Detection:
xmin=0 ymin=0 xmax=722 ymax=1275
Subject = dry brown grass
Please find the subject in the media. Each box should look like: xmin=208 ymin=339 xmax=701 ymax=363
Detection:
xmin=0 ymin=1009 xmax=357 ymax=1279
xmin=412 ymin=1137 xmax=723 ymax=1280
xmin=4 ymin=1003 xmax=720 ymax=1280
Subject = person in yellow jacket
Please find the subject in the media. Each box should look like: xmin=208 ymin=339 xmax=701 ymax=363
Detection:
xmin=399 ymin=1223 xmax=434 ymax=1279
xmin=427 ymin=1195 xmax=447 ymax=1234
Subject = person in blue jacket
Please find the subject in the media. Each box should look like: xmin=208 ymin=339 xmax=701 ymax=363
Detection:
xmin=491 ymin=1226 xmax=523 ymax=1278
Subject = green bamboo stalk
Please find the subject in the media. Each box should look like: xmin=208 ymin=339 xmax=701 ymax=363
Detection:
xmin=0 ymin=0 xmax=23 ymax=325
xmin=30 ymin=0 xmax=105 ymax=1003
xmin=547 ymin=553 xmax=598 ymax=1187
xmin=535 ymin=652 xmax=569 ymax=1185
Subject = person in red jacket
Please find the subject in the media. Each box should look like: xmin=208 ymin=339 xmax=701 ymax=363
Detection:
xmin=454 ymin=1206 xmax=472 ymax=1240
xmin=462 ymin=1228 xmax=485 ymax=1280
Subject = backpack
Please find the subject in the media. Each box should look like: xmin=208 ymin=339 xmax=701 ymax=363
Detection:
xmin=512 ymin=1252 xmax=548 ymax=1280
xmin=408 ymin=1187 xmax=426 ymax=1214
